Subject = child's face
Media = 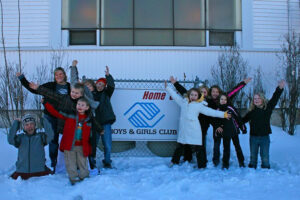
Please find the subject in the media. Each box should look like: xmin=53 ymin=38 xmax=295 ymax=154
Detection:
xmin=220 ymin=95 xmax=227 ymax=105
xmin=76 ymin=101 xmax=89 ymax=114
xmin=211 ymin=88 xmax=220 ymax=100
xmin=189 ymin=90 xmax=199 ymax=102
xmin=70 ymin=88 xmax=83 ymax=99
xmin=54 ymin=70 xmax=66 ymax=84
xmin=96 ymin=82 xmax=105 ymax=92
xmin=85 ymin=83 xmax=94 ymax=92
xmin=200 ymin=88 xmax=208 ymax=97
xmin=24 ymin=122 xmax=35 ymax=135
xmin=253 ymin=94 xmax=263 ymax=107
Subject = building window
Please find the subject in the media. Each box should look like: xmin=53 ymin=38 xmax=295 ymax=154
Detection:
xmin=206 ymin=0 xmax=242 ymax=30
xmin=209 ymin=31 xmax=235 ymax=46
xmin=62 ymin=0 xmax=241 ymax=46
xmin=62 ymin=0 xmax=99 ymax=29
xmin=69 ymin=30 xmax=97 ymax=45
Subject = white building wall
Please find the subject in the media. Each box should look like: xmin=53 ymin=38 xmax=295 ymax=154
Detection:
xmin=289 ymin=0 xmax=300 ymax=33
xmin=253 ymin=0 xmax=289 ymax=49
xmin=0 ymin=0 xmax=49 ymax=47
xmin=0 ymin=0 xmax=297 ymax=93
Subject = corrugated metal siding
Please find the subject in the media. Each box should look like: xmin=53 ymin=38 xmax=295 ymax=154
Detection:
xmin=0 ymin=49 xmax=280 ymax=87
xmin=0 ymin=0 xmax=49 ymax=47
xmin=253 ymin=0 xmax=289 ymax=49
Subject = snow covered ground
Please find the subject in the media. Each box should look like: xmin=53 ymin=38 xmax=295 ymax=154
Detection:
xmin=0 ymin=125 xmax=299 ymax=200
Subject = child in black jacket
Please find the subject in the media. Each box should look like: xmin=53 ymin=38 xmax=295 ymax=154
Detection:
xmin=243 ymin=80 xmax=285 ymax=169
xmin=215 ymin=94 xmax=247 ymax=169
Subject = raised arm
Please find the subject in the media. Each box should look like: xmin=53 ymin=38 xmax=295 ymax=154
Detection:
xmin=8 ymin=120 xmax=21 ymax=147
xmin=170 ymin=76 xmax=187 ymax=96
xmin=267 ymin=80 xmax=285 ymax=110
xmin=34 ymin=85 xmax=63 ymax=104
xmin=70 ymin=60 xmax=79 ymax=85
xmin=42 ymin=116 xmax=54 ymax=144
xmin=71 ymin=61 xmax=99 ymax=109
xmin=44 ymin=102 xmax=67 ymax=120
xmin=84 ymin=86 xmax=99 ymax=110
xmin=198 ymin=103 xmax=227 ymax=119
xmin=166 ymin=86 xmax=184 ymax=106
xmin=227 ymin=77 xmax=252 ymax=99
xmin=17 ymin=73 xmax=39 ymax=94
xmin=105 ymin=66 xmax=115 ymax=97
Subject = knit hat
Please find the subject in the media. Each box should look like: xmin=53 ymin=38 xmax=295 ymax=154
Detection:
xmin=96 ymin=78 xmax=107 ymax=86
xmin=21 ymin=114 xmax=36 ymax=128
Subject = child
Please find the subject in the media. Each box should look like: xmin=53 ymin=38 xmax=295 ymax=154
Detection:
xmin=243 ymin=80 xmax=285 ymax=169
xmin=165 ymin=81 xmax=231 ymax=168
xmin=44 ymin=97 xmax=92 ymax=184
xmin=214 ymin=94 xmax=247 ymax=169
xmin=171 ymin=77 xmax=251 ymax=166
xmin=8 ymin=114 xmax=54 ymax=180
xmin=93 ymin=66 xmax=116 ymax=169
xmin=17 ymin=67 xmax=71 ymax=170
xmin=84 ymin=79 xmax=103 ymax=170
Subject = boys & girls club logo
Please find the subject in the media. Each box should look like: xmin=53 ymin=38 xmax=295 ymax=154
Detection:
xmin=124 ymin=102 xmax=165 ymax=128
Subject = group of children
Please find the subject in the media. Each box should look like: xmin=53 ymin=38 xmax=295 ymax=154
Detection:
xmin=10 ymin=60 xmax=115 ymax=184
xmin=8 ymin=61 xmax=285 ymax=184
xmin=167 ymin=77 xmax=285 ymax=170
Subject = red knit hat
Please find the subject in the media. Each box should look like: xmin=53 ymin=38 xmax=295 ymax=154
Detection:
xmin=96 ymin=78 xmax=107 ymax=85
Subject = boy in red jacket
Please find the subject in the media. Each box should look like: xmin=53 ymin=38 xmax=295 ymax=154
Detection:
xmin=44 ymin=97 xmax=92 ymax=185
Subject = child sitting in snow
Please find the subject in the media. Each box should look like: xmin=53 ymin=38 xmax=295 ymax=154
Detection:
xmin=214 ymin=94 xmax=247 ymax=169
xmin=165 ymin=80 xmax=231 ymax=168
xmin=243 ymin=80 xmax=285 ymax=169
xmin=8 ymin=114 xmax=54 ymax=180
xmin=44 ymin=97 xmax=93 ymax=185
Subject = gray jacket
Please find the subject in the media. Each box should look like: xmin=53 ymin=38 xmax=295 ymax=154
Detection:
xmin=70 ymin=65 xmax=99 ymax=110
xmin=7 ymin=117 xmax=54 ymax=173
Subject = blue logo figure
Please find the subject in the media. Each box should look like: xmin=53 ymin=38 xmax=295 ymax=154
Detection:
xmin=124 ymin=102 xmax=165 ymax=128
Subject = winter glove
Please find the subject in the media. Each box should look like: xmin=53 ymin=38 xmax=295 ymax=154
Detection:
xmin=215 ymin=127 xmax=223 ymax=137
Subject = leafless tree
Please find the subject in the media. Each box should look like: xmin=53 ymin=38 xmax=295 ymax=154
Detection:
xmin=211 ymin=45 xmax=249 ymax=108
xmin=246 ymin=66 xmax=265 ymax=107
xmin=17 ymin=0 xmax=25 ymax=112
xmin=0 ymin=63 xmax=27 ymax=128
xmin=277 ymin=31 xmax=300 ymax=135
xmin=30 ymin=61 xmax=52 ymax=122
xmin=0 ymin=0 xmax=27 ymax=128
xmin=50 ymin=47 xmax=70 ymax=73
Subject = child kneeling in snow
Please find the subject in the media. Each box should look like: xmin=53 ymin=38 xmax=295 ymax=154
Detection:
xmin=44 ymin=97 xmax=93 ymax=184
xmin=8 ymin=114 xmax=54 ymax=180
xmin=165 ymin=81 xmax=231 ymax=168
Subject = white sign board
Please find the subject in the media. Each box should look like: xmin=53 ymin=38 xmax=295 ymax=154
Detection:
xmin=110 ymin=89 xmax=180 ymax=141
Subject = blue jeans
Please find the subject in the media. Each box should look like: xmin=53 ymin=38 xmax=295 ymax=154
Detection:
xmin=44 ymin=114 xmax=59 ymax=167
xmin=101 ymin=124 xmax=112 ymax=164
xmin=249 ymin=135 xmax=270 ymax=168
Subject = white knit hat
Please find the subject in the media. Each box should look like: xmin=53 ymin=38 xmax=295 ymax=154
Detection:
xmin=21 ymin=114 xmax=36 ymax=128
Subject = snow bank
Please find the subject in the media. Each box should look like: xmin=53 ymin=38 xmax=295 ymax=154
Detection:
xmin=0 ymin=126 xmax=299 ymax=200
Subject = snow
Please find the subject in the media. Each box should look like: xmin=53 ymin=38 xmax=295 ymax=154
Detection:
xmin=0 ymin=126 xmax=300 ymax=200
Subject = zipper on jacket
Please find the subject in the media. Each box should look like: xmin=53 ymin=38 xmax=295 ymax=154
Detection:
xmin=28 ymin=136 xmax=31 ymax=173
